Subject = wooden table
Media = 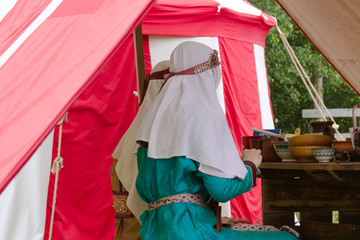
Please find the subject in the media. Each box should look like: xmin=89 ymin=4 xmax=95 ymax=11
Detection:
xmin=260 ymin=161 xmax=360 ymax=240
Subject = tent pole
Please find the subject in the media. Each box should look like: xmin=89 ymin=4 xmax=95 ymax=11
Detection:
xmin=134 ymin=23 xmax=146 ymax=103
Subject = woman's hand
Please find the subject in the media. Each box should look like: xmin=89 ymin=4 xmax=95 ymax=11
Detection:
xmin=242 ymin=149 xmax=262 ymax=168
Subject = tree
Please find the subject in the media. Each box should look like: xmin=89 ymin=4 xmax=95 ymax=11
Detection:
xmin=248 ymin=0 xmax=360 ymax=134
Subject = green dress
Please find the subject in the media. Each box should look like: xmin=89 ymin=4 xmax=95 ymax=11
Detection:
xmin=136 ymin=147 xmax=298 ymax=240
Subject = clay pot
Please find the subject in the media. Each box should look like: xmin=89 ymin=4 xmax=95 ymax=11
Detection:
xmin=332 ymin=140 xmax=354 ymax=154
xmin=310 ymin=121 xmax=334 ymax=133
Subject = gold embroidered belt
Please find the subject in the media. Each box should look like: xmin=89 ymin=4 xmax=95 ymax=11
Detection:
xmin=112 ymin=191 xmax=133 ymax=218
xmin=148 ymin=193 xmax=208 ymax=210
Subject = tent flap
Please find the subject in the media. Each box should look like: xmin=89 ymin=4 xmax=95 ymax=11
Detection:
xmin=276 ymin=0 xmax=360 ymax=94
xmin=0 ymin=0 xmax=157 ymax=194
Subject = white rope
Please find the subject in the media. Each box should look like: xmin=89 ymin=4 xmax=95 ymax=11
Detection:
xmin=276 ymin=25 xmax=344 ymax=140
xmin=48 ymin=113 xmax=67 ymax=240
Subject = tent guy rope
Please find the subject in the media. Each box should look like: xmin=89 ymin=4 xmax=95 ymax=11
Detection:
xmin=276 ymin=24 xmax=345 ymax=140
xmin=48 ymin=113 xmax=68 ymax=240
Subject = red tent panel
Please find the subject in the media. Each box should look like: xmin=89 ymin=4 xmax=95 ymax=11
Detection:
xmin=0 ymin=0 xmax=157 ymax=193
xmin=0 ymin=0 xmax=53 ymax=56
xmin=45 ymin=35 xmax=139 ymax=240
xmin=143 ymin=0 xmax=275 ymax=47
xmin=220 ymin=39 xmax=263 ymax=223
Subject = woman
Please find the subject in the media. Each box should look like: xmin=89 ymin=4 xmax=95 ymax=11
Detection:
xmin=135 ymin=41 xmax=298 ymax=240
xmin=111 ymin=61 xmax=170 ymax=239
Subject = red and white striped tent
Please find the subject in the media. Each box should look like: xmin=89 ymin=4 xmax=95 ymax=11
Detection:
xmin=0 ymin=0 xmax=276 ymax=239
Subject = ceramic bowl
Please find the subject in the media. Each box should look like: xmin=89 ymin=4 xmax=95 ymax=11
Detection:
xmin=289 ymin=134 xmax=333 ymax=147
xmin=312 ymin=148 xmax=336 ymax=163
xmin=272 ymin=141 xmax=296 ymax=162
xmin=290 ymin=145 xmax=329 ymax=162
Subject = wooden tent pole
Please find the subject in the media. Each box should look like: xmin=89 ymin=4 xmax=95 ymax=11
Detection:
xmin=134 ymin=23 xmax=146 ymax=103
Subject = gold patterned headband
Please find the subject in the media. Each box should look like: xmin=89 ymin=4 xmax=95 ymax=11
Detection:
xmin=193 ymin=50 xmax=220 ymax=74
xmin=164 ymin=50 xmax=220 ymax=79
xmin=137 ymin=50 xmax=221 ymax=107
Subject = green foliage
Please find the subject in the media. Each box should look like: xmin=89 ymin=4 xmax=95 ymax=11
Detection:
xmin=248 ymin=0 xmax=360 ymax=134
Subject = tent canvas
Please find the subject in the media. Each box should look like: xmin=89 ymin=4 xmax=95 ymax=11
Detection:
xmin=0 ymin=0 xmax=157 ymax=193
xmin=0 ymin=0 xmax=155 ymax=239
xmin=0 ymin=0 xmax=276 ymax=239
xmin=276 ymin=0 xmax=360 ymax=95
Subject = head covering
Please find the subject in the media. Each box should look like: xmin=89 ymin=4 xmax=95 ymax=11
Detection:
xmin=112 ymin=60 xmax=169 ymax=221
xmin=136 ymin=41 xmax=248 ymax=179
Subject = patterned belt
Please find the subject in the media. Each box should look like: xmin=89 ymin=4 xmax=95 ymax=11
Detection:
xmin=148 ymin=193 xmax=208 ymax=210
xmin=230 ymin=224 xmax=300 ymax=239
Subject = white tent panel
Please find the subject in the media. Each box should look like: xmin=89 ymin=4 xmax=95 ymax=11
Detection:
xmin=0 ymin=130 xmax=54 ymax=240
xmin=254 ymin=44 xmax=275 ymax=129
xmin=0 ymin=0 xmax=18 ymax=21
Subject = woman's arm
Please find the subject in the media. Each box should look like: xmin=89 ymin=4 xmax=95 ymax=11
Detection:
xmin=196 ymin=165 xmax=255 ymax=202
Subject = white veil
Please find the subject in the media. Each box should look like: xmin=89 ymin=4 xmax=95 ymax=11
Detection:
xmin=112 ymin=60 xmax=169 ymax=221
xmin=136 ymin=41 xmax=248 ymax=179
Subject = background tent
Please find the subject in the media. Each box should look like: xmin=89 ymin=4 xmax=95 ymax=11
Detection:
xmin=141 ymin=0 xmax=276 ymax=224
xmin=276 ymin=0 xmax=360 ymax=95
xmin=0 ymin=0 xmax=276 ymax=239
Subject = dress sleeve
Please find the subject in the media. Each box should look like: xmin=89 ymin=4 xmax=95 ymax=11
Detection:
xmin=243 ymin=160 xmax=258 ymax=188
xmin=195 ymin=165 xmax=255 ymax=203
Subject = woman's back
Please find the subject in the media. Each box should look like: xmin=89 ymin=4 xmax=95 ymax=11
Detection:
xmin=136 ymin=147 xmax=299 ymax=240
xmin=136 ymin=147 xmax=219 ymax=239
